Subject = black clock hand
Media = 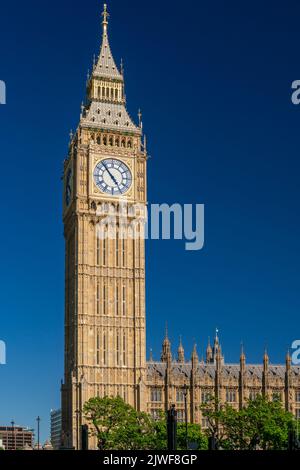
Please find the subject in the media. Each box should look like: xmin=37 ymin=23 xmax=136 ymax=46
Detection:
xmin=103 ymin=163 xmax=121 ymax=189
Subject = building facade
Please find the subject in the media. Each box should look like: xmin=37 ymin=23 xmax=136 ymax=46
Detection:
xmin=61 ymin=5 xmax=300 ymax=449
xmin=0 ymin=426 xmax=34 ymax=450
xmin=146 ymin=333 xmax=300 ymax=427
xmin=50 ymin=409 xmax=62 ymax=450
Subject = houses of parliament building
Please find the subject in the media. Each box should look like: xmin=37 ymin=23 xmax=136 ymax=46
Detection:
xmin=61 ymin=5 xmax=300 ymax=449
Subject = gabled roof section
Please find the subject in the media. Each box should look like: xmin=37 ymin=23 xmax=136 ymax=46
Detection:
xmin=81 ymin=101 xmax=141 ymax=134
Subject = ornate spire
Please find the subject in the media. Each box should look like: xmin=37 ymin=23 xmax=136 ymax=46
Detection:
xmin=206 ymin=337 xmax=213 ymax=364
xmin=212 ymin=329 xmax=223 ymax=363
xmin=161 ymin=324 xmax=172 ymax=363
xmin=240 ymin=342 xmax=245 ymax=361
xmin=80 ymin=4 xmax=140 ymax=134
xmin=240 ymin=342 xmax=246 ymax=368
xmin=263 ymin=348 xmax=269 ymax=368
xmin=286 ymin=349 xmax=291 ymax=370
xmin=149 ymin=348 xmax=153 ymax=362
xmin=177 ymin=336 xmax=185 ymax=363
xmin=192 ymin=343 xmax=199 ymax=366
xmin=93 ymin=4 xmax=123 ymax=80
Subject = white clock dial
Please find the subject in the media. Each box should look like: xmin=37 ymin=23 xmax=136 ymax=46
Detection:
xmin=94 ymin=159 xmax=132 ymax=195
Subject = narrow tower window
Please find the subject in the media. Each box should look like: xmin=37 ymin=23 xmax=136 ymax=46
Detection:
xmin=96 ymin=332 xmax=100 ymax=365
xmin=116 ymin=333 xmax=120 ymax=365
xmin=103 ymin=333 xmax=107 ymax=365
xmin=116 ymin=231 xmax=119 ymax=267
xmin=123 ymin=332 xmax=126 ymax=366
xmin=115 ymin=284 xmax=119 ymax=316
xmin=122 ymin=239 xmax=126 ymax=266
xmin=96 ymin=280 xmax=100 ymax=315
xmin=122 ymin=285 xmax=126 ymax=316
xmin=103 ymin=236 xmax=107 ymax=266
xmin=96 ymin=235 xmax=100 ymax=265
xmin=103 ymin=282 xmax=107 ymax=315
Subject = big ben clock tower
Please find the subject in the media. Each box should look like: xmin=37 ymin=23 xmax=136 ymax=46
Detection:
xmin=61 ymin=4 xmax=147 ymax=449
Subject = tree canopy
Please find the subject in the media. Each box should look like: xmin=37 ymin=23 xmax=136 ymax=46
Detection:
xmin=200 ymin=394 xmax=296 ymax=450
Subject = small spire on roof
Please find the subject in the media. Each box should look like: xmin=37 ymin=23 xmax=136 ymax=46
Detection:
xmin=80 ymin=102 xmax=85 ymax=118
xmin=69 ymin=129 xmax=73 ymax=142
xmin=240 ymin=342 xmax=246 ymax=363
xmin=263 ymin=347 xmax=269 ymax=365
xmin=120 ymin=58 xmax=124 ymax=75
xmin=192 ymin=343 xmax=199 ymax=365
xmin=165 ymin=322 xmax=169 ymax=340
xmin=138 ymin=109 xmax=143 ymax=128
xmin=177 ymin=336 xmax=184 ymax=363
xmin=149 ymin=348 xmax=153 ymax=362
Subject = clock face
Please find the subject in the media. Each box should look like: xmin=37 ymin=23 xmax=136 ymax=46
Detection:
xmin=65 ymin=169 xmax=72 ymax=206
xmin=94 ymin=159 xmax=132 ymax=195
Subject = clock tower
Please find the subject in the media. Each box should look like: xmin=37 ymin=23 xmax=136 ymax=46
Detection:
xmin=61 ymin=4 xmax=147 ymax=449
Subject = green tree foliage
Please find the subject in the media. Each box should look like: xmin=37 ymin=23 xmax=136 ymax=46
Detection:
xmin=201 ymin=394 xmax=296 ymax=450
xmin=84 ymin=397 xmax=207 ymax=450
xmin=83 ymin=396 xmax=155 ymax=450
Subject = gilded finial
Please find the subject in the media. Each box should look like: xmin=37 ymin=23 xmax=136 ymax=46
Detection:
xmin=102 ymin=4 xmax=110 ymax=31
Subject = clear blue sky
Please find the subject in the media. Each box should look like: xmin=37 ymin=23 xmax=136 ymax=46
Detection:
xmin=0 ymin=0 xmax=300 ymax=442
